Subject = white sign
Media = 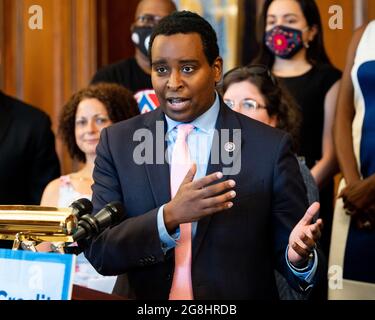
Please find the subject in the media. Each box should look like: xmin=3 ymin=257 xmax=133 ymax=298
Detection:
xmin=0 ymin=249 xmax=75 ymax=300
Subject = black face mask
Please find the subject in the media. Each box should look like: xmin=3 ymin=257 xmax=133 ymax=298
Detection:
xmin=131 ymin=26 xmax=153 ymax=57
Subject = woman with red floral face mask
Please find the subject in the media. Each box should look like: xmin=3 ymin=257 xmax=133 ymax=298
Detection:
xmin=254 ymin=0 xmax=342 ymax=300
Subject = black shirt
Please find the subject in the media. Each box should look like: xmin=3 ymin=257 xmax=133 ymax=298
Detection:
xmin=277 ymin=64 xmax=342 ymax=168
xmin=91 ymin=57 xmax=159 ymax=113
xmin=91 ymin=57 xmax=152 ymax=95
xmin=278 ymin=64 xmax=342 ymax=258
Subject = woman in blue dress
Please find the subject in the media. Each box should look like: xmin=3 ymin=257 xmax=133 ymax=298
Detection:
xmin=330 ymin=20 xmax=375 ymax=299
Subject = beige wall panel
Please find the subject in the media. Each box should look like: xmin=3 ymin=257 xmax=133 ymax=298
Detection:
xmin=75 ymin=0 xmax=97 ymax=89
xmin=3 ymin=0 xmax=97 ymax=175
xmin=316 ymin=0 xmax=353 ymax=71
xmin=3 ymin=0 xmax=18 ymax=96
xmin=23 ymin=0 xmax=55 ymax=114
xmin=368 ymin=0 xmax=375 ymax=20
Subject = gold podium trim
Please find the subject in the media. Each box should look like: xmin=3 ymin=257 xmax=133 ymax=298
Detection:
xmin=0 ymin=205 xmax=77 ymax=243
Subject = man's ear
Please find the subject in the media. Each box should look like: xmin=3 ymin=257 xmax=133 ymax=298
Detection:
xmin=212 ymin=56 xmax=223 ymax=84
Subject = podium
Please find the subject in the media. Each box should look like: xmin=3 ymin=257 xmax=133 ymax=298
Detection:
xmin=72 ymin=285 xmax=128 ymax=300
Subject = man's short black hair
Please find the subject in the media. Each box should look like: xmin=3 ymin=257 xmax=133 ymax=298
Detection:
xmin=149 ymin=10 xmax=219 ymax=65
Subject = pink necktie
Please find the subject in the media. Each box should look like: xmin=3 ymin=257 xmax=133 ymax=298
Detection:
xmin=169 ymin=124 xmax=194 ymax=300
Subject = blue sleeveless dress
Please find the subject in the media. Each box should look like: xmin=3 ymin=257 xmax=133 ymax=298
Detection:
xmin=329 ymin=21 xmax=375 ymax=299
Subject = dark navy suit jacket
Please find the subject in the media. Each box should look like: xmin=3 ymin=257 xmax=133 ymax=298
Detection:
xmin=0 ymin=91 xmax=60 ymax=205
xmin=85 ymin=101 xmax=324 ymax=299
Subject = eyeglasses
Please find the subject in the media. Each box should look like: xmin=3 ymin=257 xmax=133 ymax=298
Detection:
xmin=245 ymin=64 xmax=277 ymax=85
xmin=224 ymin=98 xmax=268 ymax=111
xmin=135 ymin=14 xmax=163 ymax=27
xmin=223 ymin=64 xmax=275 ymax=111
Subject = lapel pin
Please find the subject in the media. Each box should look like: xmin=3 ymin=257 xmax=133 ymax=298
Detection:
xmin=224 ymin=141 xmax=235 ymax=152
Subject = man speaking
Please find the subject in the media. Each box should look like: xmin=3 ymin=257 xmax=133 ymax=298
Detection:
xmin=84 ymin=11 xmax=324 ymax=299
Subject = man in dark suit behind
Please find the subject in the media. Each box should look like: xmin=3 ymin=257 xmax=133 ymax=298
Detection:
xmin=84 ymin=11 xmax=325 ymax=299
xmin=0 ymin=91 xmax=60 ymax=205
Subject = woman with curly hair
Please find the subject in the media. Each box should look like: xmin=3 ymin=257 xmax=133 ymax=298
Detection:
xmin=41 ymin=82 xmax=139 ymax=207
xmin=40 ymin=83 xmax=139 ymax=293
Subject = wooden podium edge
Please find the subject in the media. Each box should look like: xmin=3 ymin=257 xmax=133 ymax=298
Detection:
xmin=72 ymin=284 xmax=128 ymax=300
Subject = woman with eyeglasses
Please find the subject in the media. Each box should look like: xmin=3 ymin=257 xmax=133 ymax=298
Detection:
xmin=223 ymin=65 xmax=319 ymax=300
xmin=223 ymin=65 xmax=319 ymax=209
xmin=253 ymin=0 xmax=341 ymax=280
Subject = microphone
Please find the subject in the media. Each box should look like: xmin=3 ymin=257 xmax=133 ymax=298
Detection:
xmin=69 ymin=198 xmax=93 ymax=219
xmin=72 ymin=201 xmax=123 ymax=242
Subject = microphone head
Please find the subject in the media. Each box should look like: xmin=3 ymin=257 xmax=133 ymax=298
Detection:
xmin=95 ymin=201 xmax=124 ymax=231
xmin=105 ymin=201 xmax=124 ymax=224
xmin=72 ymin=201 xmax=124 ymax=242
xmin=69 ymin=198 xmax=93 ymax=218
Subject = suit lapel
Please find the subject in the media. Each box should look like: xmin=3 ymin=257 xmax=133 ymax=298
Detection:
xmin=193 ymin=101 xmax=244 ymax=259
xmin=143 ymin=108 xmax=171 ymax=207
xmin=0 ymin=92 xmax=13 ymax=144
